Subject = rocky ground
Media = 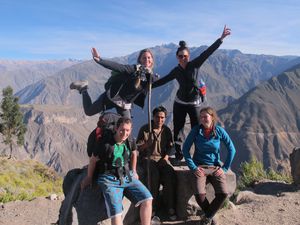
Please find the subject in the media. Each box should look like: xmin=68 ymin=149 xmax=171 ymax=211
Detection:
xmin=0 ymin=181 xmax=299 ymax=225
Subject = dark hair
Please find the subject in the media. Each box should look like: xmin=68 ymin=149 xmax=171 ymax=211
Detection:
xmin=176 ymin=40 xmax=190 ymax=55
xmin=200 ymin=107 xmax=218 ymax=127
xmin=116 ymin=117 xmax=132 ymax=128
xmin=152 ymin=105 xmax=167 ymax=117
xmin=137 ymin=48 xmax=154 ymax=69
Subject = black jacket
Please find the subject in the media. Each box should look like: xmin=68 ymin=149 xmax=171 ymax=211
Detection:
xmin=153 ymin=38 xmax=222 ymax=102
xmin=96 ymin=59 xmax=148 ymax=108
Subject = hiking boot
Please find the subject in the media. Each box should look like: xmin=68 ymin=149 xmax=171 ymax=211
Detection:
xmin=199 ymin=216 xmax=212 ymax=225
xmin=175 ymin=144 xmax=183 ymax=161
xmin=168 ymin=208 xmax=177 ymax=221
xmin=151 ymin=215 xmax=161 ymax=225
xmin=70 ymin=80 xmax=88 ymax=92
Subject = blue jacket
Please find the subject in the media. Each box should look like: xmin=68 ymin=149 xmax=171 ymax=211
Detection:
xmin=183 ymin=125 xmax=236 ymax=172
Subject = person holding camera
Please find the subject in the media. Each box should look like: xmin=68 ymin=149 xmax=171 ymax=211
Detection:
xmin=70 ymin=47 xmax=155 ymax=118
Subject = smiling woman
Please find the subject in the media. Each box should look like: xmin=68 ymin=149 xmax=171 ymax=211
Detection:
xmin=182 ymin=106 xmax=236 ymax=225
xmin=70 ymin=47 xmax=155 ymax=119
xmin=152 ymin=26 xmax=231 ymax=161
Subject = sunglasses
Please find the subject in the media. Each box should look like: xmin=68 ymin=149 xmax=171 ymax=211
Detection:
xmin=178 ymin=54 xmax=188 ymax=59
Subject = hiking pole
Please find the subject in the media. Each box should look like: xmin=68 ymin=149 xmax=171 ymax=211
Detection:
xmin=146 ymin=69 xmax=153 ymax=190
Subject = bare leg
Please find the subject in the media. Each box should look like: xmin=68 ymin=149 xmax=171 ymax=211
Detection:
xmin=140 ymin=199 xmax=152 ymax=225
xmin=111 ymin=215 xmax=123 ymax=225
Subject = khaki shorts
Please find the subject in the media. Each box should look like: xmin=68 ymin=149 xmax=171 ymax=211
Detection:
xmin=194 ymin=166 xmax=228 ymax=194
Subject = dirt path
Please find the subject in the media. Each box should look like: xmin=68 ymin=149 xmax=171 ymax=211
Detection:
xmin=1 ymin=188 xmax=300 ymax=225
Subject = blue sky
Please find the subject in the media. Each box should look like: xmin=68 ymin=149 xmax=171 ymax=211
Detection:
xmin=0 ymin=0 xmax=299 ymax=60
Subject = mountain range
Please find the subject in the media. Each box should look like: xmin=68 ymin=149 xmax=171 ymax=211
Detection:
xmin=1 ymin=43 xmax=300 ymax=175
xmin=219 ymin=63 xmax=300 ymax=173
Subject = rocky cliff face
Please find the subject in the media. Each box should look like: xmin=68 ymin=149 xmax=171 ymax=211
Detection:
xmin=1 ymin=46 xmax=300 ymax=175
xmin=15 ymin=46 xmax=300 ymax=111
xmin=0 ymin=59 xmax=80 ymax=93
xmin=219 ymin=64 xmax=300 ymax=173
xmin=0 ymin=105 xmax=98 ymax=175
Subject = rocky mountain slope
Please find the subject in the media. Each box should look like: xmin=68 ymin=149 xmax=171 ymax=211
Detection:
xmin=0 ymin=59 xmax=80 ymax=92
xmin=219 ymin=64 xmax=300 ymax=172
xmin=1 ymin=46 xmax=300 ymax=175
xmin=15 ymin=45 xmax=300 ymax=111
xmin=0 ymin=105 xmax=98 ymax=174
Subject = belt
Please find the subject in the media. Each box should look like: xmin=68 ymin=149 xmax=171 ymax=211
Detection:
xmin=199 ymin=165 xmax=218 ymax=169
xmin=105 ymin=166 xmax=132 ymax=185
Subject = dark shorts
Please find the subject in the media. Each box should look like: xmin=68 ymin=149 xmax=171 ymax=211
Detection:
xmin=194 ymin=166 xmax=228 ymax=194
xmin=97 ymin=171 xmax=153 ymax=218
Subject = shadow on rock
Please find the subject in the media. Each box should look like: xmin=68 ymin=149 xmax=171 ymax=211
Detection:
xmin=253 ymin=180 xmax=298 ymax=196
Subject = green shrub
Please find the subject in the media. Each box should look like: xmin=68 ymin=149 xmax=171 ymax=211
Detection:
xmin=266 ymin=168 xmax=292 ymax=183
xmin=238 ymin=156 xmax=292 ymax=190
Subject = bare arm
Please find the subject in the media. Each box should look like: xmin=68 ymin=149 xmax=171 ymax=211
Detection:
xmin=131 ymin=150 xmax=139 ymax=179
xmin=189 ymin=25 xmax=231 ymax=69
xmin=81 ymin=154 xmax=98 ymax=190
xmin=91 ymin=47 xmax=101 ymax=62
xmin=220 ymin=25 xmax=231 ymax=41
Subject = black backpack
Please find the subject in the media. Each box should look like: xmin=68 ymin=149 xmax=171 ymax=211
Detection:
xmin=87 ymin=112 xmax=135 ymax=183
xmin=87 ymin=112 xmax=122 ymax=157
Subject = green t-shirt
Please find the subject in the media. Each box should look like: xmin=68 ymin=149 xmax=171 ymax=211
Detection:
xmin=112 ymin=143 xmax=130 ymax=167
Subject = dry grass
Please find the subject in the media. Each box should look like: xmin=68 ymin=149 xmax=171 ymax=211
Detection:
xmin=0 ymin=157 xmax=62 ymax=203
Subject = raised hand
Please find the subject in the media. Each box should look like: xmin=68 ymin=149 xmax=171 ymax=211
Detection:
xmin=220 ymin=25 xmax=231 ymax=41
xmin=91 ymin=47 xmax=100 ymax=62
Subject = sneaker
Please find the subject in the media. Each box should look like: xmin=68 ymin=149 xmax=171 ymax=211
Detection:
xmin=70 ymin=80 xmax=88 ymax=92
xmin=168 ymin=208 xmax=177 ymax=221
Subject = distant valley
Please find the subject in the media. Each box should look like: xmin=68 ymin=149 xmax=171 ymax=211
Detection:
xmin=1 ymin=44 xmax=300 ymax=175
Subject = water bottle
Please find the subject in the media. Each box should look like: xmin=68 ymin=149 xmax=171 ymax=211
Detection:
xmin=199 ymin=79 xmax=206 ymax=102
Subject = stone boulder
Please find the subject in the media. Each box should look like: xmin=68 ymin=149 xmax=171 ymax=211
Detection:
xmin=290 ymin=147 xmax=300 ymax=185
xmin=174 ymin=164 xmax=237 ymax=219
xmin=57 ymin=168 xmax=139 ymax=225
xmin=57 ymin=162 xmax=237 ymax=224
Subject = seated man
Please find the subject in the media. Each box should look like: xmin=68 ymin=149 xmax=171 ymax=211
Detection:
xmin=81 ymin=117 xmax=153 ymax=225
xmin=136 ymin=106 xmax=177 ymax=221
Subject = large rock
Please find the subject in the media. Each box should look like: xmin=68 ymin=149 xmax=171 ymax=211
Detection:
xmin=58 ymin=162 xmax=237 ymax=224
xmin=290 ymin=147 xmax=300 ymax=185
xmin=57 ymin=168 xmax=139 ymax=225
xmin=174 ymin=163 xmax=236 ymax=219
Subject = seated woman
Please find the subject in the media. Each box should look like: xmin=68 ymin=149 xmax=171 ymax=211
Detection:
xmin=182 ymin=107 xmax=236 ymax=225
